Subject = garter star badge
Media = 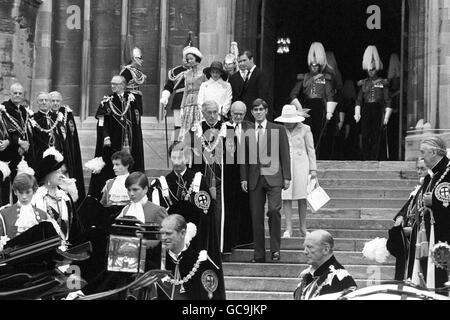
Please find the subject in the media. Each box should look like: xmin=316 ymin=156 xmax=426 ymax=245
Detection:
xmin=435 ymin=182 xmax=450 ymax=208
xmin=195 ymin=191 xmax=211 ymax=214
xmin=201 ymin=270 xmax=219 ymax=300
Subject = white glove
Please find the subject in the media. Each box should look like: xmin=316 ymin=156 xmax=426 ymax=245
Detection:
xmin=160 ymin=90 xmax=171 ymax=106
xmin=326 ymin=113 xmax=333 ymax=121
xmin=354 ymin=106 xmax=361 ymax=123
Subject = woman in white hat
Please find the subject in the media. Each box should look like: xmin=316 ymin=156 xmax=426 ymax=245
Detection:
xmin=178 ymin=47 xmax=207 ymax=141
xmin=275 ymin=105 xmax=317 ymax=238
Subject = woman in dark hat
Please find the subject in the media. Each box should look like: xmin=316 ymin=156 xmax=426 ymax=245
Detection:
xmin=198 ymin=61 xmax=232 ymax=121
xmin=31 ymin=149 xmax=80 ymax=245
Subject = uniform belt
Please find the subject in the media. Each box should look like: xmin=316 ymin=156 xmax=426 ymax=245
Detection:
xmin=366 ymin=99 xmax=381 ymax=104
xmin=306 ymin=94 xmax=323 ymax=99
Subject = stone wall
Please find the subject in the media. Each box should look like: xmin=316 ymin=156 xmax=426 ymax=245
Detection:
xmin=0 ymin=0 xmax=41 ymax=103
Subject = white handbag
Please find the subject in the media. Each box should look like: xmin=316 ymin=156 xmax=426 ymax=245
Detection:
xmin=306 ymin=176 xmax=331 ymax=213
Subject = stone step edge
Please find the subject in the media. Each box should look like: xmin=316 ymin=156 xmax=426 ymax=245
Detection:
xmin=223 ymin=263 xmax=393 ymax=268
xmin=225 ymin=276 xmax=390 ymax=281
xmin=233 ymin=249 xmax=387 ymax=255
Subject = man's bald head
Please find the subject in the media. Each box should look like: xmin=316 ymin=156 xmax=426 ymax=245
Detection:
xmin=307 ymin=230 xmax=334 ymax=252
xmin=230 ymin=101 xmax=247 ymax=124
xmin=49 ymin=91 xmax=63 ymax=110
xmin=10 ymin=83 xmax=25 ymax=105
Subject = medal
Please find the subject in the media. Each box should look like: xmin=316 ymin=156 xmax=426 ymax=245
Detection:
xmin=435 ymin=182 xmax=450 ymax=208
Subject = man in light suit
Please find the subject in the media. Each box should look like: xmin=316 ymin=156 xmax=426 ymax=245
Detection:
xmin=229 ymin=51 xmax=273 ymax=122
xmin=240 ymin=99 xmax=291 ymax=263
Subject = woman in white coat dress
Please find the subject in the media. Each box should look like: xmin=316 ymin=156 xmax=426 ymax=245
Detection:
xmin=275 ymin=105 xmax=317 ymax=238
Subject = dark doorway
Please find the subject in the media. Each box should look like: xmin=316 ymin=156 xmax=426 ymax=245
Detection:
xmin=259 ymin=0 xmax=403 ymax=160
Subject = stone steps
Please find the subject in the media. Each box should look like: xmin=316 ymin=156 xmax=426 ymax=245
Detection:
xmin=265 ymin=229 xmax=389 ymax=239
xmin=317 ymin=170 xmax=416 ymax=180
xmin=264 ymin=238 xmax=373 ymax=251
xmin=225 ymin=277 xmax=392 ymax=293
xmin=325 ymin=188 xmax=411 ymax=199
xmin=279 ymin=218 xmax=394 ymax=230
xmin=225 ymin=250 xmax=395 ymax=266
xmin=323 ymin=198 xmax=405 ymax=209
xmin=319 ymin=179 xmax=417 ymax=189
xmin=223 ymin=263 xmax=395 ymax=280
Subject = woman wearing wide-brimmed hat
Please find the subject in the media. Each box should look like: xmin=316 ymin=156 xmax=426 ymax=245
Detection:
xmin=178 ymin=47 xmax=207 ymax=141
xmin=198 ymin=61 xmax=232 ymax=121
xmin=32 ymin=149 xmax=80 ymax=243
xmin=275 ymin=105 xmax=317 ymax=238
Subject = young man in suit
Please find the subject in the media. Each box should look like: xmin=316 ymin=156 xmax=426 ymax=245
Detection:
xmin=240 ymin=99 xmax=291 ymax=263
xmin=229 ymin=51 xmax=272 ymax=122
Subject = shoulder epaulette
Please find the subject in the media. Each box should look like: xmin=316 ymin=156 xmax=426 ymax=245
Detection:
xmin=357 ymin=80 xmax=365 ymax=87
xmin=324 ymin=74 xmax=332 ymax=81
xmin=297 ymin=73 xmax=306 ymax=81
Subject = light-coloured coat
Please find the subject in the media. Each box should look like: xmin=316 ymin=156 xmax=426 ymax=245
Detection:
xmin=282 ymin=124 xmax=317 ymax=200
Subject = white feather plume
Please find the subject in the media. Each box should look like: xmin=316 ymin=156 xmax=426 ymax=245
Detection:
xmin=0 ymin=161 xmax=11 ymax=181
xmin=308 ymin=42 xmax=327 ymax=66
xmin=85 ymin=157 xmax=106 ymax=174
xmin=43 ymin=147 xmax=64 ymax=163
xmin=17 ymin=159 xmax=35 ymax=176
xmin=185 ymin=222 xmax=198 ymax=247
xmin=363 ymin=45 xmax=383 ymax=71
xmin=362 ymin=237 xmax=391 ymax=264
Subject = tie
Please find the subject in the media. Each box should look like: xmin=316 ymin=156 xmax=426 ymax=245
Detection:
xmin=257 ymin=125 xmax=263 ymax=164
xmin=176 ymin=174 xmax=184 ymax=200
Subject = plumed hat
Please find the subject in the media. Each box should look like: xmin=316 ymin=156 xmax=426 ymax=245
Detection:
xmin=35 ymin=155 xmax=64 ymax=184
xmin=183 ymin=46 xmax=203 ymax=62
xmin=308 ymin=42 xmax=327 ymax=67
xmin=363 ymin=45 xmax=383 ymax=71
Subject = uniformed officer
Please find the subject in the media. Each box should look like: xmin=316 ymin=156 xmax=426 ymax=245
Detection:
xmin=290 ymin=42 xmax=337 ymax=156
xmin=160 ymin=34 xmax=193 ymax=138
xmin=120 ymin=47 xmax=147 ymax=116
xmin=354 ymin=45 xmax=392 ymax=161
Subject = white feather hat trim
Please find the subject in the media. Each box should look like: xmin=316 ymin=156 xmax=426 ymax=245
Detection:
xmin=43 ymin=147 xmax=64 ymax=163
xmin=0 ymin=161 xmax=11 ymax=181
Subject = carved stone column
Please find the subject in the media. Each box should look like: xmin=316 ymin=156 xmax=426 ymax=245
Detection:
xmin=199 ymin=0 xmax=235 ymax=67
xmin=0 ymin=0 xmax=42 ymax=103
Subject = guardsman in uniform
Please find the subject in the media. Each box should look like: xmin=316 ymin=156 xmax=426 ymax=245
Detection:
xmin=354 ymin=45 xmax=392 ymax=161
xmin=160 ymin=33 xmax=193 ymax=138
xmin=120 ymin=47 xmax=147 ymax=116
xmin=290 ymin=42 xmax=337 ymax=158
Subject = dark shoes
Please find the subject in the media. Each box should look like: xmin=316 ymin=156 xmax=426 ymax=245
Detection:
xmin=271 ymin=252 xmax=281 ymax=261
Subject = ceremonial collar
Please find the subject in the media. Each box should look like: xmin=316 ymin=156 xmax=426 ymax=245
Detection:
xmin=311 ymin=255 xmax=337 ymax=277
xmin=431 ymin=157 xmax=449 ymax=175
xmin=205 ymin=121 xmax=220 ymax=129
xmin=168 ymin=244 xmax=189 ymax=261
xmin=174 ymin=168 xmax=187 ymax=178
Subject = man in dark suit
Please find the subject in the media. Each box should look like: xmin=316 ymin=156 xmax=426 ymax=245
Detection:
xmin=240 ymin=99 xmax=291 ymax=263
xmin=229 ymin=51 xmax=272 ymax=122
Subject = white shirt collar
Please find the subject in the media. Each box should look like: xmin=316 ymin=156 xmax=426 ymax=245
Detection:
xmin=255 ymin=120 xmax=268 ymax=130
xmin=168 ymin=244 xmax=188 ymax=261
xmin=175 ymin=168 xmax=187 ymax=178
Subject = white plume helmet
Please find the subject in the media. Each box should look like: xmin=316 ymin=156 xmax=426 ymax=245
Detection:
xmin=17 ymin=159 xmax=35 ymax=176
xmin=363 ymin=45 xmax=383 ymax=71
xmin=230 ymin=41 xmax=239 ymax=60
xmin=308 ymin=42 xmax=327 ymax=67
xmin=132 ymin=47 xmax=142 ymax=59
xmin=387 ymin=53 xmax=401 ymax=79
xmin=43 ymin=147 xmax=64 ymax=163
